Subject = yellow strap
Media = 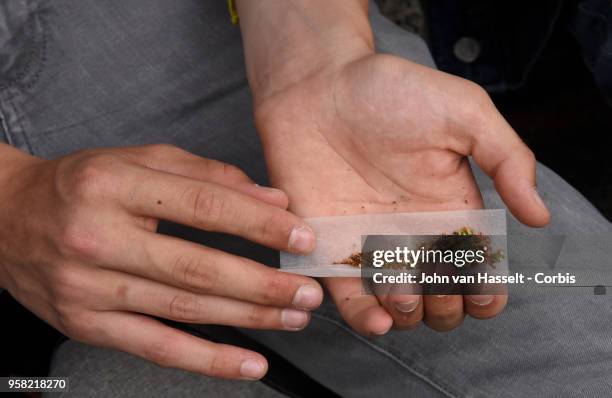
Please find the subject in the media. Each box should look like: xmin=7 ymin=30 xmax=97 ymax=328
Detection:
xmin=227 ymin=0 xmax=239 ymax=25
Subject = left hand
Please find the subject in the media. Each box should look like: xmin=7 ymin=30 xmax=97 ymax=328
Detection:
xmin=253 ymin=53 xmax=550 ymax=334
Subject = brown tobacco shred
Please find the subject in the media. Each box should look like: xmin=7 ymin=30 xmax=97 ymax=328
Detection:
xmin=333 ymin=251 xmax=405 ymax=269
xmin=334 ymin=252 xmax=363 ymax=268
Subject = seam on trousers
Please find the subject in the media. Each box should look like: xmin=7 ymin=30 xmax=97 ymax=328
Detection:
xmin=312 ymin=312 xmax=459 ymax=398
xmin=0 ymin=0 xmax=49 ymax=94
xmin=0 ymin=107 xmax=13 ymax=145
xmin=0 ymin=0 xmax=49 ymax=154
xmin=0 ymin=87 xmax=34 ymax=154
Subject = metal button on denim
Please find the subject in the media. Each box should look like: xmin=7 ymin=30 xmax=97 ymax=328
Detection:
xmin=453 ymin=36 xmax=482 ymax=63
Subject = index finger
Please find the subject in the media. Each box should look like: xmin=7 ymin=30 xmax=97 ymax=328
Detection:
xmin=118 ymin=165 xmax=316 ymax=254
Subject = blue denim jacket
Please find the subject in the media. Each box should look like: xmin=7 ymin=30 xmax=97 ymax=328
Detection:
xmin=424 ymin=0 xmax=612 ymax=103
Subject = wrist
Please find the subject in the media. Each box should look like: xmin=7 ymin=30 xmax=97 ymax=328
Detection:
xmin=236 ymin=0 xmax=374 ymax=106
xmin=0 ymin=144 xmax=41 ymax=186
xmin=0 ymin=144 xmax=42 ymax=290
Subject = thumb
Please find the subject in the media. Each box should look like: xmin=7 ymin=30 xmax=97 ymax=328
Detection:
xmin=460 ymin=100 xmax=550 ymax=227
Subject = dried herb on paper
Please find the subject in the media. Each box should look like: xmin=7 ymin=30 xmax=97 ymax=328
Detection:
xmin=333 ymin=252 xmax=363 ymax=267
xmin=333 ymin=227 xmax=505 ymax=269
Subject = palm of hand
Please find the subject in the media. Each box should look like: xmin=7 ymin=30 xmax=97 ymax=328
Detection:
xmin=258 ymin=54 xmax=483 ymax=218
xmin=256 ymin=54 xmax=548 ymax=334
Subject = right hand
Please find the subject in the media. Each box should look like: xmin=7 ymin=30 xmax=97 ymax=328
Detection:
xmin=0 ymin=143 xmax=323 ymax=380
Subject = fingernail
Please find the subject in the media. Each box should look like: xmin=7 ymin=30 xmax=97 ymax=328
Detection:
xmin=467 ymin=295 xmax=494 ymax=306
xmin=254 ymin=184 xmax=283 ymax=194
xmin=293 ymin=284 xmax=322 ymax=310
xmin=394 ymin=297 xmax=420 ymax=313
xmin=372 ymin=327 xmax=391 ymax=336
xmin=288 ymin=225 xmax=315 ymax=253
xmin=532 ymin=187 xmax=546 ymax=209
xmin=281 ymin=309 xmax=310 ymax=330
xmin=240 ymin=359 xmax=266 ymax=380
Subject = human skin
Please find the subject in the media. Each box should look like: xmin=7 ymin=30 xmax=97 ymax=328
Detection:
xmin=0 ymin=143 xmax=324 ymax=380
xmin=236 ymin=0 xmax=550 ymax=334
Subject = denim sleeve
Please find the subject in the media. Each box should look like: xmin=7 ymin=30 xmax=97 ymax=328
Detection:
xmin=369 ymin=0 xmax=437 ymax=68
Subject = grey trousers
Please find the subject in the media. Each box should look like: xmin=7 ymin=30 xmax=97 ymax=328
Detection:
xmin=1 ymin=1 xmax=610 ymax=397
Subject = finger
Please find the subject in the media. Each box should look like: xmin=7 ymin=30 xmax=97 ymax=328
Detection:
xmin=379 ymin=283 xmax=423 ymax=330
xmin=95 ymin=271 xmax=311 ymax=331
xmin=381 ymin=294 xmax=423 ymax=330
xmin=119 ymin=165 xmax=316 ymax=253
xmin=464 ymin=293 xmax=508 ymax=320
xmin=324 ymin=277 xmax=393 ymax=336
xmin=93 ymin=311 xmax=268 ymax=380
xmin=465 ymin=109 xmax=550 ymax=227
xmin=423 ymin=295 xmax=465 ymax=332
xmin=118 ymin=145 xmax=289 ymax=209
xmin=120 ymin=144 xmax=253 ymax=184
xmin=101 ymin=228 xmax=323 ymax=310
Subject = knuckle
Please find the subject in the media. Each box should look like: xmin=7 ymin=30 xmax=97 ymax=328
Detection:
xmin=206 ymin=354 xmax=225 ymax=378
xmin=462 ymin=83 xmax=494 ymax=121
xmin=182 ymin=186 xmax=226 ymax=226
xmin=465 ymin=80 xmax=489 ymax=102
xmin=256 ymin=211 xmax=286 ymax=241
xmin=259 ymin=273 xmax=291 ymax=305
xmin=170 ymin=254 xmax=219 ymax=292
xmin=245 ymin=305 xmax=267 ymax=328
xmin=58 ymin=223 xmax=101 ymax=260
xmin=144 ymin=337 xmax=177 ymax=368
xmin=523 ymin=147 xmax=536 ymax=164
xmin=168 ymin=294 xmax=203 ymax=322
xmin=69 ymin=155 xmax=122 ymax=199
xmin=56 ymin=310 xmax=93 ymax=341
xmin=47 ymin=263 xmax=72 ymax=288
xmin=49 ymin=266 xmax=84 ymax=301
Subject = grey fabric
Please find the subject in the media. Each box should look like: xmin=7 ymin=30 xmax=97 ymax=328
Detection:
xmin=0 ymin=0 xmax=263 ymax=175
xmin=369 ymin=0 xmax=436 ymax=69
xmin=1 ymin=0 xmax=611 ymax=397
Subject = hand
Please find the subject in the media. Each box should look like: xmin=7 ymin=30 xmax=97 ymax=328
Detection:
xmin=0 ymin=144 xmax=323 ymax=380
xmin=254 ymin=54 xmax=550 ymax=334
